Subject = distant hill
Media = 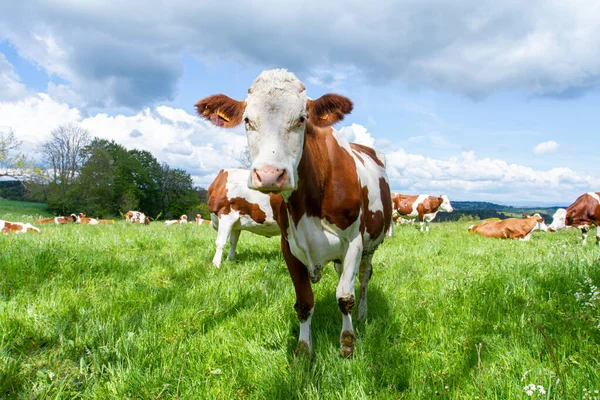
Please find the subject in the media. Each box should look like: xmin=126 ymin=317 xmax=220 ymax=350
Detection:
xmin=436 ymin=201 xmax=563 ymax=222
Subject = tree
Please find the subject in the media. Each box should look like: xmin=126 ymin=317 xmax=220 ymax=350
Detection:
xmin=0 ymin=128 xmax=31 ymax=180
xmin=39 ymin=123 xmax=91 ymax=214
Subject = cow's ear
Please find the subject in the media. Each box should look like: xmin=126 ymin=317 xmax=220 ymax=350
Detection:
xmin=195 ymin=95 xmax=246 ymax=128
xmin=307 ymin=94 xmax=353 ymax=127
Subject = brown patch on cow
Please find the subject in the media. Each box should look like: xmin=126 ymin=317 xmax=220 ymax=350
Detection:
xmin=229 ymin=197 xmax=267 ymax=224
xmin=285 ymin=123 xmax=361 ymax=231
xmin=338 ymin=294 xmax=355 ymax=315
xmin=565 ymin=192 xmax=600 ymax=228
xmin=282 ymin=235 xmax=314 ymax=320
xmin=392 ymin=194 xmax=418 ymax=217
xmin=207 ymin=170 xmax=232 ymax=217
xmin=361 ymin=186 xmax=384 ymax=239
xmin=2 ymin=222 xmax=21 ymax=233
xmin=307 ymin=94 xmax=353 ymax=128
xmin=380 ymin=178 xmax=392 ymax=235
xmin=34 ymin=217 xmax=54 ymax=224
xmin=350 ymin=143 xmax=385 ymax=168
xmin=340 ymin=330 xmax=356 ymax=358
xmin=195 ymin=95 xmax=246 ymax=128
xmin=416 ymin=196 xmax=443 ymax=220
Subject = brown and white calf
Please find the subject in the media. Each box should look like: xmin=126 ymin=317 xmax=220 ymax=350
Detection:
xmin=207 ymin=168 xmax=281 ymax=268
xmin=195 ymin=214 xmax=211 ymax=225
xmin=75 ymin=213 xmax=99 ymax=225
xmin=1 ymin=220 xmax=40 ymax=234
xmin=392 ymin=193 xmax=453 ymax=232
xmin=548 ymin=192 xmax=600 ymax=245
xmin=126 ymin=211 xmax=150 ymax=225
xmin=33 ymin=215 xmax=76 ymax=224
xmin=469 ymin=214 xmax=548 ymax=240
xmin=165 ymin=215 xmax=188 ymax=225
xmin=196 ymin=69 xmax=392 ymax=357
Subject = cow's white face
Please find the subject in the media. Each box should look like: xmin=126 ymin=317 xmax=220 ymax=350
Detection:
xmin=439 ymin=195 xmax=453 ymax=212
xmin=195 ymin=69 xmax=353 ymax=195
xmin=548 ymin=208 xmax=567 ymax=231
xmin=531 ymin=213 xmax=548 ymax=232
xmin=243 ymin=71 xmax=308 ymax=193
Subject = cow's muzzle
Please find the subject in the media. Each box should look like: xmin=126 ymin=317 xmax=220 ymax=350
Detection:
xmin=252 ymin=166 xmax=289 ymax=192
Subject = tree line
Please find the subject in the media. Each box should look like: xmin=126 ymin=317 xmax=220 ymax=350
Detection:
xmin=1 ymin=124 xmax=209 ymax=220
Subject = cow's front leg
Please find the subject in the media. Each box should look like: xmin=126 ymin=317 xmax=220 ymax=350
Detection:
xmin=337 ymin=235 xmax=362 ymax=358
xmin=581 ymin=227 xmax=589 ymax=245
xmin=281 ymin=237 xmax=314 ymax=355
xmin=212 ymin=213 xmax=237 ymax=268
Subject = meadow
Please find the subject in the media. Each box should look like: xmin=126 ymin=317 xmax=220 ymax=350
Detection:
xmin=1 ymin=201 xmax=599 ymax=399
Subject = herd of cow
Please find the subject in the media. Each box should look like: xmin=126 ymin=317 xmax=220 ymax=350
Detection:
xmin=2 ymin=70 xmax=599 ymax=358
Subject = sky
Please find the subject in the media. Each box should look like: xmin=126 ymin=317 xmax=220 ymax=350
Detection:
xmin=0 ymin=0 xmax=598 ymax=205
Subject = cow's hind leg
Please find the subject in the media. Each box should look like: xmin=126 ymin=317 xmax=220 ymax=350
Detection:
xmin=227 ymin=229 xmax=241 ymax=261
xmin=581 ymin=226 xmax=589 ymax=245
xmin=357 ymin=253 xmax=373 ymax=321
xmin=212 ymin=213 xmax=237 ymax=268
xmin=337 ymin=235 xmax=362 ymax=358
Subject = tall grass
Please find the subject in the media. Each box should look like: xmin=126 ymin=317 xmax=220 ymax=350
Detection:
xmin=1 ymin=207 xmax=599 ymax=398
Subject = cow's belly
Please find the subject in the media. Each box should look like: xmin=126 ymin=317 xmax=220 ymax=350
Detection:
xmin=238 ymin=215 xmax=280 ymax=237
xmin=287 ymin=215 xmax=355 ymax=273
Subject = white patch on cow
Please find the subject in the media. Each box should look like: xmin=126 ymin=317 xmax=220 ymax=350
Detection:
xmin=588 ymin=192 xmax=600 ymax=204
xmin=298 ymin=308 xmax=314 ymax=352
xmin=212 ymin=211 xmax=239 ymax=268
xmin=54 ymin=217 xmax=60 ymax=224
xmin=244 ymin=70 xmax=308 ymax=192
xmin=88 ymin=218 xmax=99 ymax=225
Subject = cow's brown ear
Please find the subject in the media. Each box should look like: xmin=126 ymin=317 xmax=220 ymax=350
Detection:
xmin=195 ymin=95 xmax=246 ymax=128
xmin=307 ymin=94 xmax=353 ymax=127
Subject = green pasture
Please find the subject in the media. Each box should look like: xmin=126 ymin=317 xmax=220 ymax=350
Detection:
xmin=1 ymin=201 xmax=599 ymax=399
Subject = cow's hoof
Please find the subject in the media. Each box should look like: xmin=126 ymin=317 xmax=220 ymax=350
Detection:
xmin=295 ymin=340 xmax=312 ymax=356
xmin=340 ymin=330 xmax=356 ymax=358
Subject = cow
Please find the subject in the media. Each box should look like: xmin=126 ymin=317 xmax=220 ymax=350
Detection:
xmin=33 ymin=215 xmax=76 ymax=224
xmin=195 ymin=214 xmax=211 ymax=225
xmin=207 ymin=169 xmax=281 ymax=268
xmin=196 ymin=69 xmax=392 ymax=358
xmin=165 ymin=215 xmax=188 ymax=225
xmin=125 ymin=210 xmax=150 ymax=224
xmin=391 ymin=193 xmax=453 ymax=232
xmin=75 ymin=213 xmax=99 ymax=225
xmin=548 ymin=192 xmax=600 ymax=245
xmin=1 ymin=220 xmax=40 ymax=234
xmin=468 ymin=214 xmax=548 ymax=240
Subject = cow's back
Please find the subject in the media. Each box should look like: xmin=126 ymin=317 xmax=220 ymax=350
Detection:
xmin=566 ymin=192 xmax=600 ymax=227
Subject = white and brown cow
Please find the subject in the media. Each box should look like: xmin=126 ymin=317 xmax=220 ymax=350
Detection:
xmin=33 ymin=215 xmax=76 ymax=224
xmin=391 ymin=193 xmax=453 ymax=232
xmin=468 ymin=214 xmax=548 ymax=240
xmin=165 ymin=215 xmax=188 ymax=225
xmin=548 ymin=192 xmax=600 ymax=245
xmin=195 ymin=214 xmax=211 ymax=225
xmin=196 ymin=69 xmax=392 ymax=358
xmin=1 ymin=220 xmax=40 ymax=234
xmin=126 ymin=211 xmax=151 ymax=225
xmin=75 ymin=213 xmax=99 ymax=225
xmin=207 ymin=168 xmax=281 ymax=268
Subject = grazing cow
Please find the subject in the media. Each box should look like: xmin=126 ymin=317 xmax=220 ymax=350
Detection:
xmin=207 ymin=169 xmax=281 ymax=268
xmin=468 ymin=214 xmax=548 ymax=240
xmin=391 ymin=193 xmax=453 ymax=232
xmin=165 ymin=215 xmax=188 ymax=225
xmin=33 ymin=215 xmax=76 ymax=224
xmin=1 ymin=220 xmax=40 ymax=234
xmin=196 ymin=69 xmax=392 ymax=357
xmin=548 ymin=192 xmax=600 ymax=245
xmin=195 ymin=214 xmax=211 ymax=225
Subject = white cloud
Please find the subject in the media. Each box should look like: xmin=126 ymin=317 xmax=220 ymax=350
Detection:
xmin=0 ymin=53 xmax=28 ymax=101
xmin=533 ymin=140 xmax=558 ymax=154
xmin=339 ymin=123 xmax=375 ymax=147
xmin=2 ymin=0 xmax=600 ymax=109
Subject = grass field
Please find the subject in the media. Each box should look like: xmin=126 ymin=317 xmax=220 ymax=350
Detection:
xmin=1 ymin=201 xmax=600 ymax=399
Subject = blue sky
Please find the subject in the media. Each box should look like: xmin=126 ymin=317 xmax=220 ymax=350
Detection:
xmin=1 ymin=0 xmax=598 ymax=204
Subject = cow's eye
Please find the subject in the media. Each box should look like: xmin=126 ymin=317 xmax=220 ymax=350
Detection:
xmin=297 ymin=116 xmax=306 ymax=126
xmin=244 ymin=117 xmax=250 ymax=124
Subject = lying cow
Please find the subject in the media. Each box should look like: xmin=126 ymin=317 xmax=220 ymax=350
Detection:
xmin=1 ymin=220 xmax=40 ymax=234
xmin=195 ymin=214 xmax=211 ymax=225
xmin=75 ymin=213 xmax=99 ymax=225
xmin=196 ymin=69 xmax=392 ymax=357
xmin=33 ymin=215 xmax=76 ymax=224
xmin=207 ymin=169 xmax=281 ymax=268
xmin=548 ymin=192 xmax=600 ymax=245
xmin=469 ymin=214 xmax=547 ymax=240
xmin=125 ymin=210 xmax=150 ymax=224
xmin=165 ymin=215 xmax=188 ymax=225
xmin=391 ymin=193 xmax=453 ymax=232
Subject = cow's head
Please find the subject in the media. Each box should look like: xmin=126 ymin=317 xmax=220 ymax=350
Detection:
xmin=196 ymin=69 xmax=353 ymax=194
xmin=530 ymin=213 xmax=548 ymax=232
xmin=547 ymin=208 xmax=567 ymax=232
xmin=439 ymin=195 xmax=453 ymax=212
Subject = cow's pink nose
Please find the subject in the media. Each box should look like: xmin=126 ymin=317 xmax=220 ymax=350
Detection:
xmin=252 ymin=166 xmax=288 ymax=191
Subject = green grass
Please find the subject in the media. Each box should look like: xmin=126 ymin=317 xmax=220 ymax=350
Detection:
xmin=1 ymin=203 xmax=600 ymax=399
xmin=0 ymin=199 xmax=53 ymax=221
